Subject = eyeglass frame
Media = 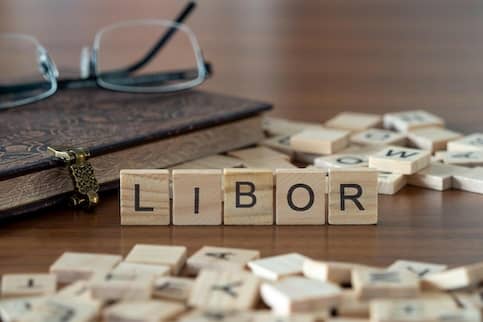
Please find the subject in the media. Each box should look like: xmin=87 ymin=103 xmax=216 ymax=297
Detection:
xmin=0 ymin=1 xmax=212 ymax=110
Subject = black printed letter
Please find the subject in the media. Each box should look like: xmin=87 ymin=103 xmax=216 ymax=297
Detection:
xmin=134 ymin=184 xmax=153 ymax=211
xmin=340 ymin=184 xmax=364 ymax=211
xmin=236 ymin=181 xmax=256 ymax=208
xmin=287 ymin=183 xmax=314 ymax=211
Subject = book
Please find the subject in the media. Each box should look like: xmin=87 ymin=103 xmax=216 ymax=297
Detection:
xmin=0 ymin=88 xmax=271 ymax=219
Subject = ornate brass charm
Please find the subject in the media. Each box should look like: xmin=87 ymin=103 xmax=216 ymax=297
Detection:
xmin=48 ymin=147 xmax=99 ymax=209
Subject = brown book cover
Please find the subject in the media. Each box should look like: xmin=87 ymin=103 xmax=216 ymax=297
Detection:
xmin=0 ymin=88 xmax=271 ymax=219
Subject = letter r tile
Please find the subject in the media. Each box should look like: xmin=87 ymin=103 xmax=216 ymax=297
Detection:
xmin=223 ymin=168 xmax=274 ymax=225
xmin=328 ymin=168 xmax=378 ymax=225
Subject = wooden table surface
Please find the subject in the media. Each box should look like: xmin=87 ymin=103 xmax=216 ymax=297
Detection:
xmin=1 ymin=0 xmax=483 ymax=273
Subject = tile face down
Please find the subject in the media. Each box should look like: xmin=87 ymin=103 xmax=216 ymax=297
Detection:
xmin=407 ymin=127 xmax=462 ymax=152
xmin=275 ymin=169 xmax=326 ymax=225
xmin=223 ymin=168 xmax=274 ymax=225
xmin=290 ymin=128 xmax=350 ymax=155
xmin=248 ymin=253 xmax=310 ymax=281
xmin=172 ymin=169 xmax=222 ymax=225
xmin=368 ymin=146 xmax=431 ymax=175
xmin=407 ymin=163 xmax=464 ymax=191
xmin=186 ymin=246 xmax=260 ymax=275
xmin=383 ymin=110 xmax=444 ymax=132
xmin=324 ymin=112 xmax=382 ymax=132
xmin=328 ymin=168 xmax=378 ymax=225
xmin=120 ymin=169 xmax=170 ymax=225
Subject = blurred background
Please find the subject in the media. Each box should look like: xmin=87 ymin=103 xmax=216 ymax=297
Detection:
xmin=1 ymin=0 xmax=483 ymax=129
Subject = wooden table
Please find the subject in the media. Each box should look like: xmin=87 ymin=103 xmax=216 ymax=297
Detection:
xmin=1 ymin=0 xmax=483 ymax=273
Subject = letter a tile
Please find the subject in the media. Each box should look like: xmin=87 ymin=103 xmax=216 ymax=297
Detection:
xmin=328 ymin=168 xmax=378 ymax=225
xmin=223 ymin=168 xmax=273 ymax=225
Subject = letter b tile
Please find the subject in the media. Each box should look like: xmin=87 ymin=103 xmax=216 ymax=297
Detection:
xmin=328 ymin=168 xmax=378 ymax=225
xmin=223 ymin=168 xmax=273 ymax=225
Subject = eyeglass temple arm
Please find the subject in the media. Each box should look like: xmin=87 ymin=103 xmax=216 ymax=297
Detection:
xmin=118 ymin=1 xmax=198 ymax=75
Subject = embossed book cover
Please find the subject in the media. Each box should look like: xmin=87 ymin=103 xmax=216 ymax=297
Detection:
xmin=0 ymin=88 xmax=271 ymax=219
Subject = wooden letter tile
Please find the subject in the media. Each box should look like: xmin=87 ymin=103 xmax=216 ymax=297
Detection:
xmin=112 ymin=261 xmax=170 ymax=278
xmin=453 ymin=167 xmax=483 ymax=194
xmin=172 ymin=169 xmax=222 ymax=225
xmin=1 ymin=274 xmax=56 ymax=297
xmin=407 ymin=163 xmax=466 ymax=191
xmin=335 ymin=290 xmax=370 ymax=318
xmin=324 ymin=112 xmax=382 ymax=132
xmin=0 ymin=296 xmax=45 ymax=322
xmin=261 ymin=135 xmax=296 ymax=157
xmin=383 ymin=110 xmax=444 ymax=132
xmin=120 ymin=169 xmax=170 ymax=225
xmin=377 ymin=172 xmax=406 ymax=195
xmin=19 ymin=296 xmax=100 ymax=322
xmin=368 ymin=146 xmax=430 ymax=174
xmin=314 ymin=154 xmax=368 ymax=170
xmin=407 ymin=127 xmax=462 ymax=152
xmin=422 ymin=262 xmax=483 ymax=290
xmin=223 ymin=168 xmax=274 ymax=225
xmin=387 ymin=260 xmax=447 ymax=278
xmin=328 ymin=168 xmax=378 ymax=225
xmin=188 ymin=270 xmax=260 ymax=310
xmin=49 ymin=252 xmax=121 ymax=284
xmin=103 ymin=300 xmax=185 ymax=322
xmin=87 ymin=271 xmax=153 ymax=301
xmin=352 ymin=269 xmax=420 ymax=300
xmin=447 ymin=133 xmax=483 ymax=152
xmin=260 ymin=276 xmax=342 ymax=314
xmin=303 ymin=259 xmax=376 ymax=285
xmin=350 ymin=128 xmax=407 ymax=147
xmin=153 ymin=276 xmax=194 ymax=301
xmin=437 ymin=150 xmax=483 ymax=166
xmin=248 ymin=253 xmax=310 ymax=281
xmin=124 ymin=244 xmax=187 ymax=275
xmin=186 ymin=246 xmax=260 ymax=275
xmin=290 ymin=128 xmax=350 ymax=155
xmin=275 ymin=169 xmax=326 ymax=225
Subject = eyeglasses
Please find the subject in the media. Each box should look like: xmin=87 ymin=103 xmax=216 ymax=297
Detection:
xmin=0 ymin=1 xmax=212 ymax=110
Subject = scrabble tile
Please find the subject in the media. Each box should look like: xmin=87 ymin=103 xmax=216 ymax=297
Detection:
xmin=351 ymin=269 xmax=420 ymax=300
xmin=324 ymin=112 xmax=382 ymax=132
xmin=370 ymin=298 xmax=480 ymax=322
xmin=228 ymin=146 xmax=291 ymax=162
xmin=251 ymin=311 xmax=316 ymax=322
xmin=178 ymin=310 xmax=253 ymax=322
xmin=453 ymin=167 xmax=483 ymax=194
xmin=407 ymin=127 xmax=462 ymax=152
xmin=186 ymin=246 xmax=260 ymax=275
xmin=335 ymin=290 xmax=369 ymax=318
xmin=328 ymin=168 xmax=378 ymax=225
xmin=422 ymin=262 xmax=483 ymax=290
xmin=448 ymin=133 xmax=483 ymax=152
xmin=368 ymin=146 xmax=431 ymax=175
xmin=103 ymin=300 xmax=185 ymax=322
xmin=1 ymin=274 xmax=56 ymax=297
xmin=387 ymin=260 xmax=447 ymax=278
xmin=437 ymin=150 xmax=483 ymax=166
xmin=124 ymin=244 xmax=187 ymax=275
xmin=377 ymin=172 xmax=406 ymax=195
xmin=223 ymin=168 xmax=274 ymax=225
xmin=152 ymin=276 xmax=194 ymax=301
xmin=303 ymin=259 xmax=376 ymax=285
xmin=350 ymin=128 xmax=407 ymax=147
xmin=171 ymin=154 xmax=244 ymax=169
xmin=56 ymin=281 xmax=97 ymax=303
xmin=112 ymin=261 xmax=170 ymax=278
xmin=87 ymin=271 xmax=153 ymax=301
xmin=248 ymin=253 xmax=309 ymax=281
xmin=172 ymin=169 xmax=222 ymax=225
xmin=0 ymin=296 xmax=44 ymax=322
xmin=241 ymin=158 xmax=297 ymax=169
xmin=19 ymin=295 xmax=100 ymax=322
xmin=263 ymin=117 xmax=322 ymax=136
xmin=290 ymin=128 xmax=350 ymax=155
xmin=407 ymin=163 xmax=462 ymax=191
xmin=261 ymin=135 xmax=296 ymax=157
xmin=314 ymin=154 xmax=368 ymax=170
xmin=120 ymin=169 xmax=170 ymax=225
xmin=275 ymin=169 xmax=326 ymax=225
xmin=260 ymin=276 xmax=342 ymax=314
xmin=49 ymin=252 xmax=122 ymax=284
xmin=383 ymin=110 xmax=444 ymax=132
xmin=188 ymin=270 xmax=260 ymax=310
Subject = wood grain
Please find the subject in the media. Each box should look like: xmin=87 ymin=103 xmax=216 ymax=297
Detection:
xmin=1 ymin=0 xmax=483 ymax=272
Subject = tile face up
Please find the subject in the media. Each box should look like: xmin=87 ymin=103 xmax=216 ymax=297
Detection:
xmin=387 ymin=260 xmax=447 ymax=278
xmin=368 ymin=146 xmax=431 ymax=175
xmin=407 ymin=127 xmax=462 ymax=152
xmin=103 ymin=300 xmax=185 ymax=322
xmin=324 ymin=112 xmax=382 ymax=132
xmin=437 ymin=150 xmax=483 ymax=166
xmin=290 ymin=128 xmax=350 ymax=155
xmin=172 ymin=169 xmax=222 ymax=225
xmin=383 ymin=110 xmax=444 ymax=132
xmin=248 ymin=253 xmax=310 ymax=280
xmin=275 ymin=169 xmax=326 ymax=225
xmin=188 ymin=270 xmax=260 ymax=310
xmin=152 ymin=276 xmax=194 ymax=301
xmin=88 ymin=272 xmax=153 ymax=302
xmin=49 ymin=252 xmax=122 ymax=284
xmin=314 ymin=154 xmax=368 ymax=170
xmin=352 ymin=269 xmax=420 ymax=300
xmin=447 ymin=133 xmax=483 ymax=152
xmin=124 ymin=244 xmax=187 ymax=275
xmin=350 ymin=128 xmax=407 ymax=146
xmin=186 ymin=246 xmax=260 ymax=275
xmin=223 ymin=168 xmax=274 ymax=225
xmin=120 ymin=169 xmax=170 ymax=225
xmin=1 ymin=274 xmax=56 ymax=297
xmin=19 ymin=296 xmax=100 ymax=322
xmin=328 ymin=168 xmax=378 ymax=225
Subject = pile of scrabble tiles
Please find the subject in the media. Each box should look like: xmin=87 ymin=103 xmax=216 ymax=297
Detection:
xmin=261 ymin=110 xmax=483 ymax=195
xmin=2 ymin=243 xmax=483 ymax=322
